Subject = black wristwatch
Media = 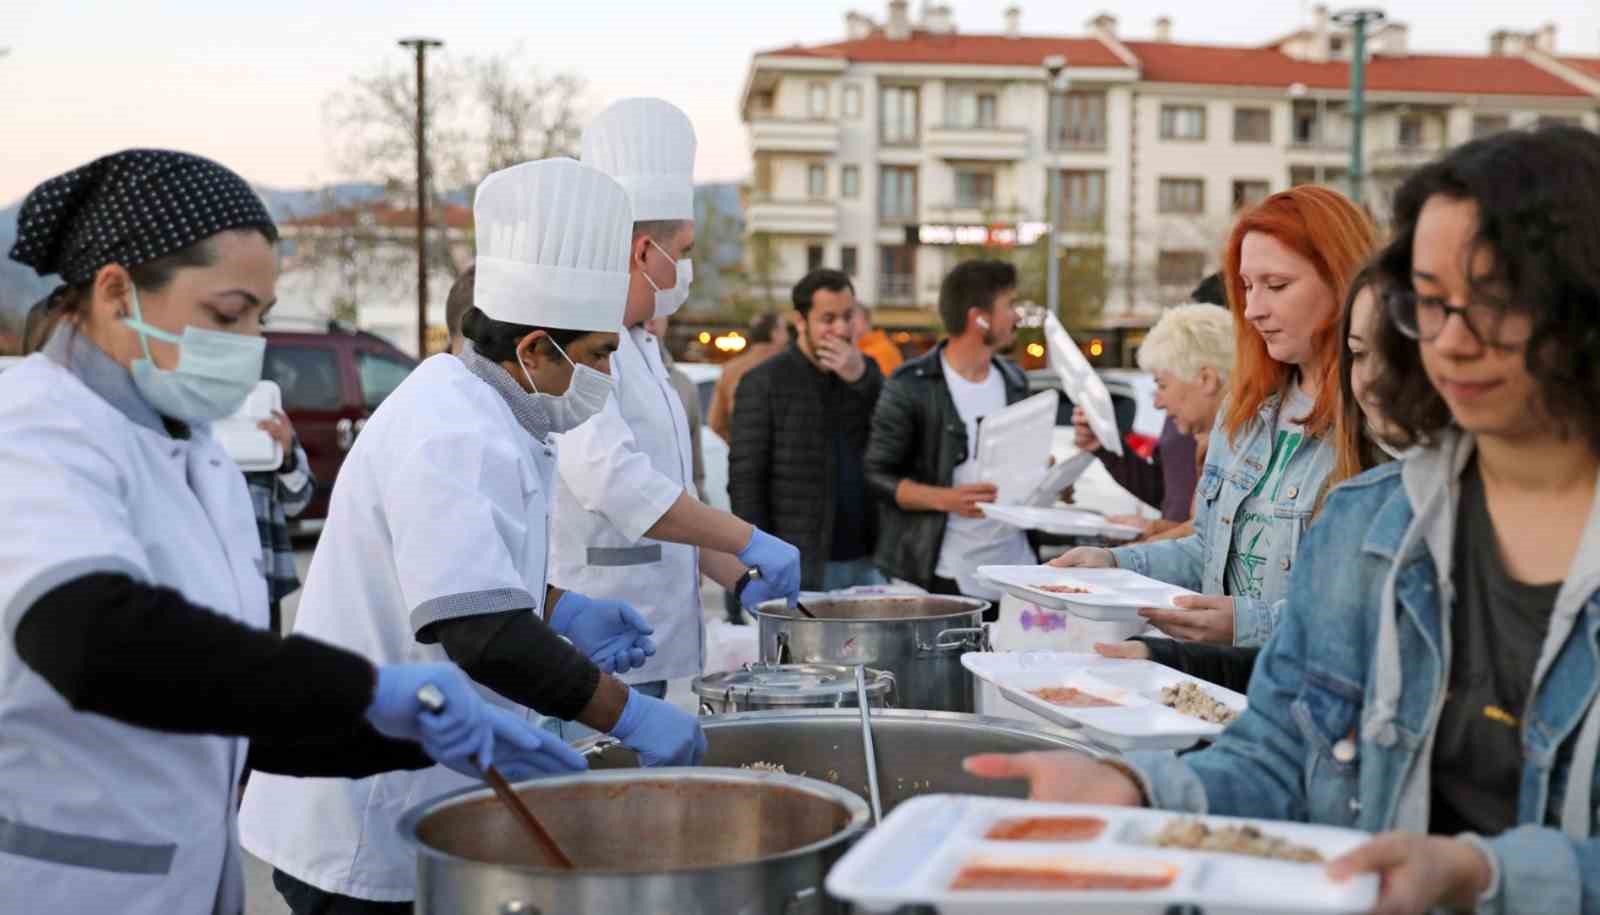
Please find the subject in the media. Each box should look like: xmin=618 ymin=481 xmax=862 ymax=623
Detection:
xmin=733 ymin=567 xmax=759 ymax=601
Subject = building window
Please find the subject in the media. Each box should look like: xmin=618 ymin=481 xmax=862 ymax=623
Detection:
xmin=808 ymin=82 xmax=829 ymax=118
xmin=1233 ymin=107 xmax=1271 ymax=143
xmin=1289 ymin=165 xmax=1317 ymax=187
xmin=1472 ymin=114 xmax=1511 ymax=139
xmin=1061 ymin=247 xmax=1109 ymax=315
xmin=880 ymin=86 xmax=920 ymax=145
xmin=807 ymin=163 xmax=827 ymax=198
xmin=1158 ymin=178 xmax=1205 ymax=214
xmin=1292 ymin=103 xmax=1320 ymax=145
xmin=946 ymin=86 xmax=999 ymax=128
xmin=841 ymin=165 xmax=860 ymax=198
xmin=879 ymin=245 xmax=917 ymax=303
xmin=843 ymin=85 xmax=863 ymax=119
xmin=1050 ymin=91 xmax=1107 ymax=149
xmin=1329 ymin=35 xmax=1346 ymax=56
xmin=1232 ymin=179 xmax=1270 ymax=210
xmin=1537 ymin=115 xmax=1580 ymax=129
xmin=1157 ymin=251 xmax=1207 ymax=288
xmin=1059 ymin=170 xmax=1106 ymax=229
xmin=752 ymin=154 xmax=774 ymax=196
xmin=751 ymin=91 xmax=775 ymax=117
xmin=841 ymin=245 xmax=858 ymax=276
xmin=1397 ymin=115 xmax=1423 ymax=148
xmin=879 ymin=166 xmax=918 ymax=221
xmin=954 ymin=169 xmax=996 ymax=209
xmin=807 ymin=244 xmax=825 ymax=272
xmin=1160 ymin=104 xmax=1206 ymax=141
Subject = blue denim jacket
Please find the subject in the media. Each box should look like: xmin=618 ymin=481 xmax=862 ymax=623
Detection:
xmin=1111 ymin=391 xmax=1336 ymax=646
xmin=1126 ymin=431 xmax=1600 ymax=914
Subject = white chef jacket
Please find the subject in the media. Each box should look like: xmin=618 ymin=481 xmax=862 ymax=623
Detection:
xmin=550 ymin=325 xmax=702 ymax=683
xmin=238 ymin=350 xmax=557 ymax=901
xmin=0 ymin=334 xmax=268 ymax=915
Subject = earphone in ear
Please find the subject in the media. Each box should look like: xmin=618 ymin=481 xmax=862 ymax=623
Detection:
xmin=976 ymin=316 xmax=990 ymax=330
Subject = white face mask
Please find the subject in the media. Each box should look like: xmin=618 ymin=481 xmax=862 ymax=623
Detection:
xmin=642 ymin=238 xmax=692 ymax=319
xmin=517 ymin=336 xmax=614 ymax=433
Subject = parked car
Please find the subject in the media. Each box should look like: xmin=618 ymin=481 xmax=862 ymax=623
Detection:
xmin=0 ymin=356 xmax=22 ymax=375
xmin=1026 ymin=366 xmax=1167 ymax=517
xmin=262 ymin=322 xmax=418 ymax=530
xmin=674 ymin=362 xmax=730 ymax=512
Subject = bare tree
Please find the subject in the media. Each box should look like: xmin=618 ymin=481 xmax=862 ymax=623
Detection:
xmin=477 ymin=53 xmax=584 ymax=170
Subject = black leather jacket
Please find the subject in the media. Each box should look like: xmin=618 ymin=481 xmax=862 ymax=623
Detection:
xmin=864 ymin=342 xmax=1030 ymax=588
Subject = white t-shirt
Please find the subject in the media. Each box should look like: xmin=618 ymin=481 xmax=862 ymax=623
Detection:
xmin=934 ymin=353 xmax=1035 ymax=598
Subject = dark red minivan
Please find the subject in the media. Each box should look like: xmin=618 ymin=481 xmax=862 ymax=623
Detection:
xmin=262 ymin=323 xmax=417 ymax=530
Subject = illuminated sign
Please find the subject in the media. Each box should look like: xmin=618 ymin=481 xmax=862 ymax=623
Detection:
xmin=906 ymin=222 xmax=1051 ymax=248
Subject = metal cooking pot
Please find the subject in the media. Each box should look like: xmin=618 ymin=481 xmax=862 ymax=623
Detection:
xmin=754 ymin=595 xmax=991 ymax=712
xmin=399 ymin=768 xmax=869 ymax=915
xmin=692 ymin=663 xmax=894 ymax=715
xmin=578 ymin=709 xmax=1100 ymax=813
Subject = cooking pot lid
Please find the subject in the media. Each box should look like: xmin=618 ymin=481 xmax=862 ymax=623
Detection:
xmin=693 ymin=663 xmax=891 ymax=702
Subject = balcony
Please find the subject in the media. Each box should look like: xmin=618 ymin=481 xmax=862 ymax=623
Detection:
xmin=745 ymin=196 xmax=838 ymax=236
xmin=879 ymin=275 xmax=916 ymax=305
xmin=926 ymin=125 xmax=1029 ymax=161
xmin=1368 ymin=143 xmax=1447 ymax=171
xmin=748 ymin=117 xmax=841 ymax=155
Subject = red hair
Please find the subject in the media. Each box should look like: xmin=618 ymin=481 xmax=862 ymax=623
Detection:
xmin=1221 ymin=186 xmax=1379 ymax=442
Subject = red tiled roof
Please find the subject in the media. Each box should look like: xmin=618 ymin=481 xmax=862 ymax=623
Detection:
xmin=1123 ymin=41 xmax=1588 ymax=97
xmin=1560 ymin=56 xmax=1600 ymax=81
xmin=283 ymin=202 xmax=473 ymax=231
xmin=759 ymin=30 xmax=1126 ymax=69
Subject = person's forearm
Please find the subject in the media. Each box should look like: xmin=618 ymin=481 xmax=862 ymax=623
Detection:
xmin=894 ymin=479 xmax=949 ymax=513
xmin=246 ymin=721 xmax=432 ymax=778
xmin=16 ymin=573 xmax=376 ymax=739
xmin=574 ymin=674 xmax=631 ymax=732
xmin=424 ymin=610 xmax=601 ymax=722
xmin=644 ymin=490 xmax=755 ymax=554
xmin=700 ymin=548 xmax=747 ymax=590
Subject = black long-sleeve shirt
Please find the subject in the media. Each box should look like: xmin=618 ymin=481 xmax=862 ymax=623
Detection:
xmin=419 ymin=610 xmax=601 ymax=722
xmin=1136 ymin=636 xmax=1259 ymax=693
xmin=15 ymin=573 xmax=432 ymax=777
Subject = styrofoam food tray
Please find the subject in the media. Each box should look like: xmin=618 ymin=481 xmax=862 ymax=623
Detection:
xmin=978 ymin=504 xmax=1142 ymax=541
xmin=961 ymin=651 xmax=1247 ymax=750
xmin=977 ymin=566 xmax=1197 ymax=621
xmin=826 ymin=794 xmax=1378 ymax=915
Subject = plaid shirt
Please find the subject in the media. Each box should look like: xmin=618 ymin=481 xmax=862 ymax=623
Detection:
xmin=245 ymin=441 xmax=315 ymax=604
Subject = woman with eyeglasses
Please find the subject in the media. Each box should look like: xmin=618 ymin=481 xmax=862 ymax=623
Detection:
xmin=969 ymin=125 xmax=1600 ymax=915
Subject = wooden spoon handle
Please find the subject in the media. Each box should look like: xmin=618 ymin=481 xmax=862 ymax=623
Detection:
xmin=484 ymin=766 xmax=574 ymax=870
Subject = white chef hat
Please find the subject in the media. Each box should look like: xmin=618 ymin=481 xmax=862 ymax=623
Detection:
xmin=472 ymin=157 xmax=632 ymax=332
xmin=581 ymin=98 xmax=697 ymax=222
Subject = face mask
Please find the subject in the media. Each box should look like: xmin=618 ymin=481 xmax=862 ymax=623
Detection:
xmin=642 ymin=238 xmax=692 ymax=319
xmin=122 ymin=287 xmax=265 ymax=424
xmin=517 ymin=336 xmax=614 ymax=433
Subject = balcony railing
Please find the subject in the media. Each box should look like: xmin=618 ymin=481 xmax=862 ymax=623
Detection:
xmin=879 ymin=275 xmax=916 ymax=303
xmin=748 ymin=117 xmax=841 ymax=154
xmin=745 ymin=196 xmax=838 ymax=235
xmin=926 ymin=124 xmax=1029 ymax=161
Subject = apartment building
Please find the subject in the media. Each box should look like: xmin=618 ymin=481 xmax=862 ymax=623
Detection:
xmin=740 ymin=2 xmax=1600 ymax=324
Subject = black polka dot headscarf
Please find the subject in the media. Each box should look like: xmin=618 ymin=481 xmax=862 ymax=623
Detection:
xmin=8 ymin=148 xmax=278 ymax=284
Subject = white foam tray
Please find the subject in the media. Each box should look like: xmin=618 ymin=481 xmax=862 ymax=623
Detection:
xmin=979 ymin=504 xmax=1142 ymax=541
xmin=826 ymin=795 xmax=1378 ymax=915
xmin=961 ymin=651 xmax=1247 ymax=750
xmin=978 ymin=565 xmax=1197 ymax=622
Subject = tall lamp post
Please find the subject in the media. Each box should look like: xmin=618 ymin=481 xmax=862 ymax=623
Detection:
xmin=1042 ymin=55 xmax=1068 ymax=320
xmin=398 ymin=36 xmax=443 ymax=357
xmin=1332 ymin=9 xmax=1384 ymax=206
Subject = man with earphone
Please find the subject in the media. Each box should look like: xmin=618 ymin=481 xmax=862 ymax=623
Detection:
xmin=864 ymin=260 xmax=1036 ymax=617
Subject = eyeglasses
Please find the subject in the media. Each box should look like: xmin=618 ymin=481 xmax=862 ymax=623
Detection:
xmin=1384 ymin=289 xmax=1533 ymax=349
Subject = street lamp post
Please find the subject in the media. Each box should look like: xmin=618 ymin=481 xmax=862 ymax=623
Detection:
xmin=1333 ymin=9 xmax=1385 ymax=205
xmin=1042 ymin=56 xmax=1067 ymax=320
xmin=398 ymin=36 xmax=444 ymax=357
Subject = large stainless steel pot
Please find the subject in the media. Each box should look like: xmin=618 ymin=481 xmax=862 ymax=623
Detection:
xmin=399 ymin=768 xmax=869 ymax=915
xmin=753 ymin=595 xmax=991 ymax=712
xmin=693 ymin=663 xmax=894 ymax=715
xmin=579 ymin=709 xmax=1099 ymax=813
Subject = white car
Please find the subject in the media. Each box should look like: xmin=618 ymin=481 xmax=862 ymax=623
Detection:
xmin=0 ymin=356 xmax=23 ymax=374
xmin=675 ymin=362 xmax=730 ymax=512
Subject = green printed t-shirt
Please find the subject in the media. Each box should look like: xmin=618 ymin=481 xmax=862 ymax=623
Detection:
xmin=1224 ymin=386 xmax=1315 ymax=600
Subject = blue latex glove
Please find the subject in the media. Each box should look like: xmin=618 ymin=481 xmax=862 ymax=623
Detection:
xmin=367 ymin=662 xmax=494 ymax=769
xmin=609 ymin=688 xmax=707 ymax=767
xmin=430 ymin=705 xmax=589 ymax=781
xmin=549 ymin=591 xmax=657 ymax=674
xmin=737 ymin=527 xmax=802 ymax=609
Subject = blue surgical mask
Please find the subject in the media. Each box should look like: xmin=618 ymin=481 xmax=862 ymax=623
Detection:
xmin=122 ymin=286 xmax=265 ymax=424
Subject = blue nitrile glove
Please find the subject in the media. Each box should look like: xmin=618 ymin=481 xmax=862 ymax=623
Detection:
xmin=549 ymin=591 xmax=657 ymax=675
xmin=429 ymin=705 xmax=589 ymax=781
xmin=609 ymin=688 xmax=707 ymax=767
xmin=736 ymin=527 xmax=801 ymax=609
xmin=367 ymin=662 xmax=494 ymax=769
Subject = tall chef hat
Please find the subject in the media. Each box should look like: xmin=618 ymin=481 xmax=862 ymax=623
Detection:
xmin=581 ymin=98 xmax=697 ymax=222
xmin=472 ymin=157 xmax=632 ymax=332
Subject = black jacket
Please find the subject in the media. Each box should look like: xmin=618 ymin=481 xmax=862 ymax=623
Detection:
xmin=864 ymin=342 xmax=1030 ymax=588
xmin=729 ymin=343 xmax=884 ymax=589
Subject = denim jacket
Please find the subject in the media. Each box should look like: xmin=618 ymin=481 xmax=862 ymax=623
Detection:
xmin=1111 ymin=391 xmax=1336 ymax=646
xmin=1126 ymin=430 xmax=1600 ymax=914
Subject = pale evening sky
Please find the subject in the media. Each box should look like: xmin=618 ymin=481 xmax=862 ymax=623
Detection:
xmin=4 ymin=0 xmax=1599 ymax=205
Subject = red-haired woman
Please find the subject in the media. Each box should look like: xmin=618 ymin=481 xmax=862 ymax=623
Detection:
xmin=1053 ymin=186 xmax=1378 ymax=647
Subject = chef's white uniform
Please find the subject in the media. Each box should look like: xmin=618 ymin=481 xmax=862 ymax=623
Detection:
xmin=0 ymin=339 xmax=267 ymax=915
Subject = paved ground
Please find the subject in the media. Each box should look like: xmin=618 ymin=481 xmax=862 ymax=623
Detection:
xmin=244 ymin=547 xmax=728 ymax=914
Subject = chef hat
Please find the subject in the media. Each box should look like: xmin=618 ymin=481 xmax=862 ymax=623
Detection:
xmin=472 ymin=158 xmax=632 ymax=332
xmin=581 ymin=98 xmax=697 ymax=222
